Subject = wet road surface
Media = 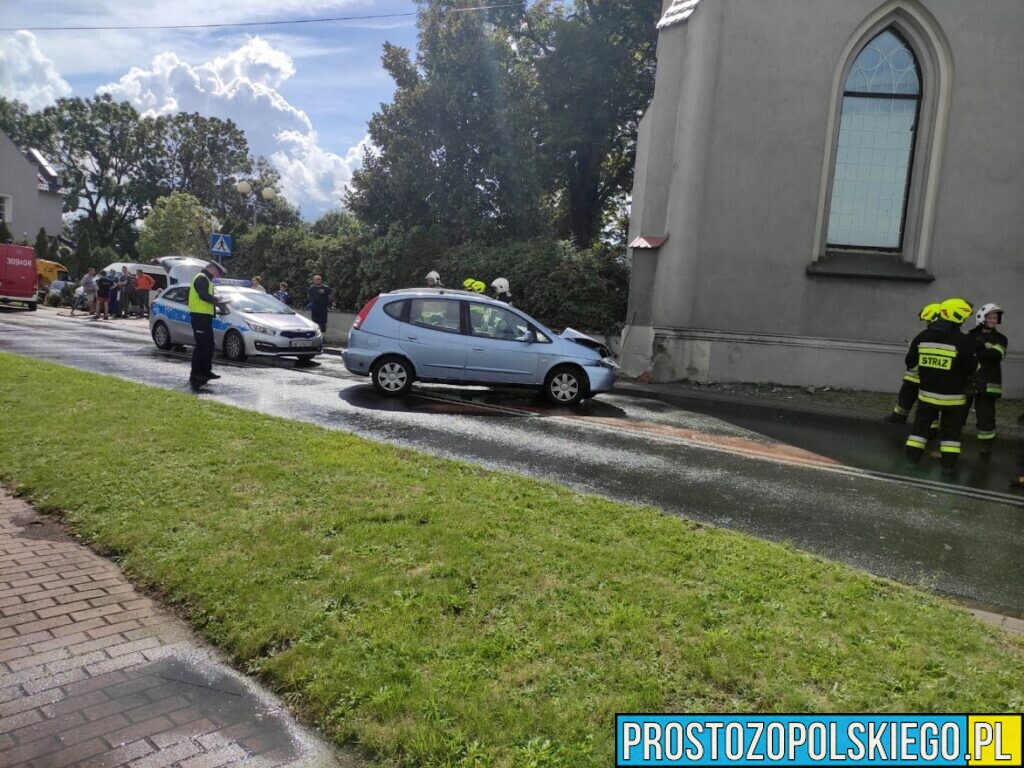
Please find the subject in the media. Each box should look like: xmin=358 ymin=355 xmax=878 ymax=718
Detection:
xmin=1 ymin=308 xmax=1021 ymax=615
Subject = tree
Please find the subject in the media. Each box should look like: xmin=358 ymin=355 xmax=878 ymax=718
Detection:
xmin=139 ymin=112 xmax=252 ymax=219
xmin=490 ymin=0 xmax=661 ymax=247
xmin=34 ymin=228 xmax=50 ymax=258
xmin=68 ymin=230 xmax=93 ymax=276
xmin=138 ymin=192 xmax=212 ymax=259
xmin=0 ymin=97 xmax=40 ymax=148
xmin=29 ymin=95 xmax=153 ymax=252
xmin=347 ymin=2 xmax=545 ymax=241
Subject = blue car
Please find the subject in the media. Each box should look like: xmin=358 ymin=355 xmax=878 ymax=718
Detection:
xmin=342 ymin=289 xmax=618 ymax=405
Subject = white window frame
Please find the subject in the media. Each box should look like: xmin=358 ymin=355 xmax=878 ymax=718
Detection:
xmin=812 ymin=1 xmax=954 ymax=270
xmin=0 ymin=195 xmax=11 ymax=223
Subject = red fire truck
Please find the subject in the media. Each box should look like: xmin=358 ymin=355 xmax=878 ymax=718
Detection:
xmin=0 ymin=243 xmax=38 ymax=310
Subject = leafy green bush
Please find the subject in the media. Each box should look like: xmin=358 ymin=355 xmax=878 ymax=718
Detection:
xmin=230 ymin=223 xmax=629 ymax=332
xmin=45 ymin=293 xmax=62 ymax=307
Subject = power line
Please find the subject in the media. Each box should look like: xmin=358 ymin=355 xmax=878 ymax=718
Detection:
xmin=1 ymin=3 xmax=521 ymax=32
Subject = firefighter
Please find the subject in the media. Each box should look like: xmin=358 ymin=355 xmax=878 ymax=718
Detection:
xmin=490 ymin=277 xmax=513 ymax=305
xmin=885 ymin=302 xmax=944 ymax=423
xmin=904 ymin=298 xmax=977 ymax=476
xmin=963 ymin=303 xmax=1007 ymax=459
xmin=426 ymin=270 xmax=443 ymax=288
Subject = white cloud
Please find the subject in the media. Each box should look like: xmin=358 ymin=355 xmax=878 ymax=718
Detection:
xmin=0 ymin=31 xmax=73 ymax=111
xmin=97 ymin=37 xmax=363 ymax=218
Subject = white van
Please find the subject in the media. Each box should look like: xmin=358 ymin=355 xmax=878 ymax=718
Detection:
xmin=98 ymin=262 xmax=169 ymax=291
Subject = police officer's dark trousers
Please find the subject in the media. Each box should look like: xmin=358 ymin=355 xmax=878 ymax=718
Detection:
xmin=906 ymin=402 xmax=964 ymax=469
xmin=190 ymin=314 xmax=215 ymax=381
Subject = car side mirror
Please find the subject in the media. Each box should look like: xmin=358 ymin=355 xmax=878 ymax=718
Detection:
xmin=521 ymin=329 xmax=537 ymax=344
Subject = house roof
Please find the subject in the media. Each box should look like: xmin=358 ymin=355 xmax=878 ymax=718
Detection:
xmin=26 ymin=147 xmax=64 ymax=194
xmin=657 ymin=0 xmax=702 ymax=30
xmin=628 ymin=235 xmax=668 ymax=250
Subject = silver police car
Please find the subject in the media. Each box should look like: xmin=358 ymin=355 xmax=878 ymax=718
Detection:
xmin=150 ymin=286 xmax=323 ymax=362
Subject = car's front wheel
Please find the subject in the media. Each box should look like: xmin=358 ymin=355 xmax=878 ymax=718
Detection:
xmin=223 ymin=330 xmax=247 ymax=362
xmin=152 ymin=321 xmax=173 ymax=350
xmin=544 ymin=365 xmax=586 ymax=406
xmin=371 ymin=355 xmax=414 ymax=397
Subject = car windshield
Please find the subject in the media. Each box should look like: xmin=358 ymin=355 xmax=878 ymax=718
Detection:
xmin=221 ymin=291 xmax=294 ymax=315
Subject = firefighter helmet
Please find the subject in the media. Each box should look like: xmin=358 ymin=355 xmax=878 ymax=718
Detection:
xmin=463 ymin=278 xmax=486 ymax=293
xmin=975 ymin=302 xmax=1003 ymax=326
xmin=491 ymin=277 xmax=510 ymax=295
xmin=426 ymin=270 xmax=441 ymax=286
xmin=940 ymin=298 xmax=973 ymax=325
xmin=919 ymin=303 xmax=943 ymax=323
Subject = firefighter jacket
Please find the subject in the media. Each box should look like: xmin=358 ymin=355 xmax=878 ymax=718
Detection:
xmin=905 ymin=320 xmax=978 ymax=407
xmin=968 ymin=326 xmax=1008 ymax=398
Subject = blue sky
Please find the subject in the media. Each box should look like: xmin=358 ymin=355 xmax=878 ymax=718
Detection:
xmin=0 ymin=0 xmax=424 ymax=218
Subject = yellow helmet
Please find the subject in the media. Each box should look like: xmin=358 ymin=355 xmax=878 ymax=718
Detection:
xmin=919 ymin=303 xmax=943 ymax=322
xmin=940 ymin=298 xmax=973 ymax=325
xmin=462 ymin=278 xmax=486 ymax=294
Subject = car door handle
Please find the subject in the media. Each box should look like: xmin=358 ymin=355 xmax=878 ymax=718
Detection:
xmin=405 ymin=335 xmax=418 ymax=341
xmin=472 ymin=347 xmax=486 ymax=352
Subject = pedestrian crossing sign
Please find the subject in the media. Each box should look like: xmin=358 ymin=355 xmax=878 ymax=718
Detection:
xmin=209 ymin=233 xmax=233 ymax=257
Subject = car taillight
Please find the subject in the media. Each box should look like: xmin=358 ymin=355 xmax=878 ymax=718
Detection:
xmin=352 ymin=295 xmax=379 ymax=330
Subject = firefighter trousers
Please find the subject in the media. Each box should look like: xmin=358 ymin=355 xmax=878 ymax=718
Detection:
xmin=906 ymin=402 xmax=965 ymax=468
xmin=894 ymin=380 xmax=918 ymax=416
xmin=963 ymin=394 xmax=997 ymax=445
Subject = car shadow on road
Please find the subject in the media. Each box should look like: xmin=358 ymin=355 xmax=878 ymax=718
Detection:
xmin=339 ymin=384 xmax=629 ymax=419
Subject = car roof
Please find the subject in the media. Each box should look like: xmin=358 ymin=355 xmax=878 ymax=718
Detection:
xmin=384 ymin=288 xmax=506 ymax=305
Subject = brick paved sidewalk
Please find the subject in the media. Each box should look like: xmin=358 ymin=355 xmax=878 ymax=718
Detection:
xmin=0 ymin=491 xmax=351 ymax=768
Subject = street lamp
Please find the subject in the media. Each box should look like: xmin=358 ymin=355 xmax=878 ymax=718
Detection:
xmin=235 ymin=181 xmax=277 ymax=226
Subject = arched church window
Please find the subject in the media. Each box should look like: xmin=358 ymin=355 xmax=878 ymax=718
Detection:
xmin=826 ymin=29 xmax=921 ymax=251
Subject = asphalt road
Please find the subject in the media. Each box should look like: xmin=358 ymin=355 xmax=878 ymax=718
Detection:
xmin=1 ymin=307 xmax=1021 ymax=615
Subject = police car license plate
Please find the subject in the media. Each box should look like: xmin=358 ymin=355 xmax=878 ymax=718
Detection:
xmin=290 ymin=339 xmax=317 ymax=348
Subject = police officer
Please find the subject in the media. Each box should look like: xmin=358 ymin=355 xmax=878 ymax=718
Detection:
xmin=904 ymin=298 xmax=977 ymax=476
xmin=963 ymin=303 xmax=1008 ymax=459
xmin=886 ymin=303 xmax=943 ymax=423
xmin=189 ymin=261 xmax=228 ymax=391
xmin=490 ymin=277 xmax=513 ymax=305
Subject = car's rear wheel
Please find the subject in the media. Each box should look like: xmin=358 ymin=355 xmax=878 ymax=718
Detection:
xmin=152 ymin=321 xmax=173 ymax=350
xmin=371 ymin=355 xmax=414 ymax=397
xmin=223 ymin=330 xmax=247 ymax=362
xmin=544 ymin=365 xmax=586 ymax=406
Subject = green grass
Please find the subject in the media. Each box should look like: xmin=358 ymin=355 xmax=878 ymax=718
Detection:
xmin=0 ymin=352 xmax=1021 ymax=767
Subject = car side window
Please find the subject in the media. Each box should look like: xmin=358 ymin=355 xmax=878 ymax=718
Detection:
xmin=409 ymin=299 xmax=461 ymax=334
xmin=383 ymin=300 xmax=406 ymax=321
xmin=166 ymin=287 xmax=188 ymax=303
xmin=468 ymin=303 xmax=529 ymax=342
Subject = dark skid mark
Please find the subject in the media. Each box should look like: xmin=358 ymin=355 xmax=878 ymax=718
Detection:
xmin=9 ymin=513 xmax=70 ymax=542
xmin=29 ymin=654 xmax=302 ymax=768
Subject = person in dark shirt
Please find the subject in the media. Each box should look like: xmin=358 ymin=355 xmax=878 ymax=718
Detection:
xmin=93 ymin=271 xmax=114 ymax=320
xmin=305 ymin=275 xmax=334 ymax=333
